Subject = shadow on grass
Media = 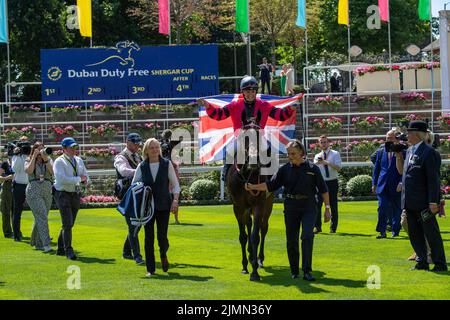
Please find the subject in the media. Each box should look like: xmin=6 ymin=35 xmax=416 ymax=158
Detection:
xmin=0 ymin=282 xmax=5 ymax=286
xmin=262 ymin=266 xmax=366 ymax=294
xmin=319 ymin=232 xmax=373 ymax=238
xmin=141 ymin=272 xmax=213 ymax=282
xmin=170 ymin=223 xmax=204 ymax=227
xmin=76 ymin=256 xmax=116 ymax=264
xmin=168 ymin=262 xmax=221 ymax=270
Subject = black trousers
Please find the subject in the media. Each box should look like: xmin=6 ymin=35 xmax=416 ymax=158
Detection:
xmin=315 ymin=179 xmax=339 ymax=232
xmin=144 ymin=209 xmax=170 ymax=273
xmin=54 ymin=191 xmax=80 ymax=254
xmin=284 ymin=201 xmax=317 ymax=274
xmin=260 ymin=78 xmax=270 ymax=94
xmin=405 ymin=208 xmax=447 ymax=267
xmin=123 ymin=215 xmax=142 ymax=259
xmin=12 ymin=182 xmax=27 ymax=239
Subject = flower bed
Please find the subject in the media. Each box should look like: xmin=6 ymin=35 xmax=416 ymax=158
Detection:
xmin=51 ymin=105 xmax=82 ymax=121
xmin=353 ymin=96 xmax=385 ymax=109
xmin=440 ymin=136 xmax=450 ymax=154
xmin=91 ymin=103 xmax=123 ymax=114
xmin=3 ymin=126 xmax=37 ymax=141
xmin=84 ymin=147 xmax=118 ymax=160
xmin=171 ymin=104 xmax=194 ymax=118
xmin=309 ymin=140 xmax=343 ymax=154
xmin=312 ymin=117 xmax=343 ymax=133
xmin=87 ymin=123 xmax=120 ymax=142
xmin=353 ymin=65 xmax=400 ymax=76
xmin=351 ymin=116 xmax=385 ymax=132
xmin=345 ymin=139 xmax=384 ymax=158
xmin=80 ymin=195 xmax=119 ymax=204
xmin=314 ymin=96 xmax=344 ymax=112
xmin=397 ymin=113 xmax=424 ymax=127
xmin=437 ymin=114 xmax=450 ymax=130
xmin=9 ymin=105 xmax=40 ymax=121
xmin=170 ymin=121 xmax=196 ymax=133
xmin=130 ymin=103 xmax=160 ymax=119
xmin=129 ymin=122 xmax=161 ymax=139
xmin=48 ymin=125 xmax=79 ymax=141
xmin=400 ymin=92 xmax=427 ymax=105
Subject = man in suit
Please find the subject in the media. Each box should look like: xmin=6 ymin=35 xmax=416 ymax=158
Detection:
xmin=330 ymin=72 xmax=340 ymax=92
xmin=399 ymin=121 xmax=447 ymax=272
xmin=372 ymin=129 xmax=404 ymax=238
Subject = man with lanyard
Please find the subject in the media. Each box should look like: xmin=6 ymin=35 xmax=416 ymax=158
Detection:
xmin=197 ymin=75 xmax=296 ymax=181
xmin=114 ymin=133 xmax=144 ymax=264
xmin=53 ymin=137 xmax=89 ymax=260
xmin=313 ymin=135 xmax=342 ymax=234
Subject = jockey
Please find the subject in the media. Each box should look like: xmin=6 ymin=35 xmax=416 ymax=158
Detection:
xmin=197 ymin=75 xmax=297 ymax=181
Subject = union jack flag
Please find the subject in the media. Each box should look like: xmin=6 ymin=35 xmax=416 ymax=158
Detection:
xmin=198 ymin=94 xmax=302 ymax=163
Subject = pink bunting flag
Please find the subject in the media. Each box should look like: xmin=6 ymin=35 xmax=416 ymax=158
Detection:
xmin=158 ymin=0 xmax=169 ymax=35
xmin=378 ymin=0 xmax=389 ymax=22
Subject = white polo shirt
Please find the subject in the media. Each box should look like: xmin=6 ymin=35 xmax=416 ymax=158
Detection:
xmin=314 ymin=148 xmax=342 ymax=181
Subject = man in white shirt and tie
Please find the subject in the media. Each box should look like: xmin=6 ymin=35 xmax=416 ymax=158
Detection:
xmin=53 ymin=137 xmax=89 ymax=260
xmin=313 ymin=135 xmax=342 ymax=233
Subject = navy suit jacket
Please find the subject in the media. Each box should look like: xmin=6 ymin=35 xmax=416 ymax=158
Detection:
xmin=372 ymin=147 xmax=403 ymax=196
xmin=401 ymin=143 xmax=441 ymax=211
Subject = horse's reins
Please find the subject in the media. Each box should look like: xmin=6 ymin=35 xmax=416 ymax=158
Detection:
xmin=236 ymin=164 xmax=261 ymax=197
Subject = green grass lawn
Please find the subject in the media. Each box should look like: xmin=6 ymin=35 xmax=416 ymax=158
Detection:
xmin=1 ymin=201 xmax=449 ymax=300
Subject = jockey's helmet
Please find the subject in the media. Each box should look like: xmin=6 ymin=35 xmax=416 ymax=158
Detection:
xmin=240 ymin=76 xmax=258 ymax=91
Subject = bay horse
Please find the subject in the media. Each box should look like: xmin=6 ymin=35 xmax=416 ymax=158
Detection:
xmin=226 ymin=112 xmax=274 ymax=281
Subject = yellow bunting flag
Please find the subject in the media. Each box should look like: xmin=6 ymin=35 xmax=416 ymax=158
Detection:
xmin=77 ymin=0 xmax=92 ymax=38
xmin=338 ymin=0 xmax=349 ymax=25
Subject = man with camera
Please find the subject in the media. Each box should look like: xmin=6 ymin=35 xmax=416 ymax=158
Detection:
xmin=313 ymin=135 xmax=342 ymax=234
xmin=399 ymin=121 xmax=447 ymax=272
xmin=53 ymin=137 xmax=89 ymax=260
xmin=114 ymin=133 xmax=144 ymax=264
xmin=0 ymin=160 xmax=14 ymax=238
xmin=11 ymin=136 xmax=32 ymax=241
xmin=257 ymin=57 xmax=273 ymax=94
xmin=372 ymin=129 xmax=407 ymax=239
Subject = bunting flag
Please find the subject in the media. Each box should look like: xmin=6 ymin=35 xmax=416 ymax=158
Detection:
xmin=296 ymin=0 xmax=306 ymax=29
xmin=236 ymin=0 xmax=249 ymax=33
xmin=378 ymin=0 xmax=389 ymax=22
xmin=338 ymin=0 xmax=349 ymax=25
xmin=198 ymin=94 xmax=301 ymax=163
xmin=158 ymin=0 xmax=169 ymax=35
xmin=77 ymin=0 xmax=92 ymax=38
xmin=0 ymin=0 xmax=7 ymax=43
xmin=418 ymin=0 xmax=431 ymax=20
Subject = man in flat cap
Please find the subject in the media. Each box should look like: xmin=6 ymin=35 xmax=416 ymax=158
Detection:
xmin=399 ymin=120 xmax=447 ymax=272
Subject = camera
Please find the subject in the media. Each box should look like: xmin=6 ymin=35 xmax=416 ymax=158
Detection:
xmin=317 ymin=157 xmax=323 ymax=161
xmin=41 ymin=147 xmax=53 ymax=155
xmin=385 ymin=132 xmax=408 ymax=153
xmin=4 ymin=141 xmax=32 ymax=157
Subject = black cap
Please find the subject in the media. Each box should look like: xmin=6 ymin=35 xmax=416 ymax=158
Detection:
xmin=127 ymin=133 xmax=143 ymax=145
xmin=407 ymin=120 xmax=428 ymax=133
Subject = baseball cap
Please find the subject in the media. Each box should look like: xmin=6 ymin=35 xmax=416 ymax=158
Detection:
xmin=127 ymin=133 xmax=143 ymax=145
xmin=61 ymin=137 xmax=78 ymax=148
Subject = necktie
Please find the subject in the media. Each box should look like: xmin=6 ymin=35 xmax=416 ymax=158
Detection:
xmin=324 ymin=151 xmax=330 ymax=178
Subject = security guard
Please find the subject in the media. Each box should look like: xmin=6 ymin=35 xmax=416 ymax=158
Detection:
xmin=246 ymin=140 xmax=331 ymax=281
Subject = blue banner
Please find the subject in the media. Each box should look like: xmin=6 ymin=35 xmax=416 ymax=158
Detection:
xmin=0 ymin=0 xmax=7 ymax=43
xmin=296 ymin=0 xmax=306 ymax=29
xmin=41 ymin=42 xmax=219 ymax=102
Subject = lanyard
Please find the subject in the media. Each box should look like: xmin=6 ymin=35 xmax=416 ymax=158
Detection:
xmin=63 ymin=155 xmax=78 ymax=177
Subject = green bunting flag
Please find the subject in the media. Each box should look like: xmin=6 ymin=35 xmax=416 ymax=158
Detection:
xmin=236 ymin=0 xmax=249 ymax=33
xmin=418 ymin=0 xmax=431 ymax=21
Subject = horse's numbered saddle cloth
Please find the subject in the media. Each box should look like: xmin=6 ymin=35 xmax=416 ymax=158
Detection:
xmin=117 ymin=182 xmax=154 ymax=227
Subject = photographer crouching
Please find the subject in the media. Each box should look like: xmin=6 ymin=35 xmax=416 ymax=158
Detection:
xmin=25 ymin=142 xmax=54 ymax=252
xmin=11 ymin=136 xmax=32 ymax=241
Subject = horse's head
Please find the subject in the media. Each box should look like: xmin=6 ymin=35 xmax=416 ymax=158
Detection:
xmin=237 ymin=110 xmax=262 ymax=175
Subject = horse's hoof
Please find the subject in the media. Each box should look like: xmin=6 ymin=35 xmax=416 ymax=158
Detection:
xmin=250 ymin=274 xmax=261 ymax=281
xmin=241 ymin=269 xmax=249 ymax=274
xmin=258 ymin=259 xmax=264 ymax=269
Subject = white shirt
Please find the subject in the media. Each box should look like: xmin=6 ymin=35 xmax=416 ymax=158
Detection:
xmin=113 ymin=148 xmax=141 ymax=178
xmin=314 ymin=148 xmax=342 ymax=181
xmin=53 ymin=155 xmax=89 ymax=192
xmin=132 ymin=160 xmax=181 ymax=194
xmin=12 ymin=155 xmax=29 ymax=184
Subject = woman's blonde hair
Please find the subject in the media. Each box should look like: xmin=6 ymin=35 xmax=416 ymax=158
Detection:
xmin=142 ymin=138 xmax=161 ymax=160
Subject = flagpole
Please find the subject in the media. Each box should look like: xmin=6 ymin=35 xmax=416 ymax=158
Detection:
xmin=388 ymin=10 xmax=393 ymax=128
xmin=5 ymin=0 xmax=10 ymax=104
xmin=90 ymin=0 xmax=93 ymax=47
xmin=429 ymin=1 xmax=434 ymax=115
xmin=168 ymin=0 xmax=172 ymax=45
xmin=246 ymin=0 xmax=251 ymax=76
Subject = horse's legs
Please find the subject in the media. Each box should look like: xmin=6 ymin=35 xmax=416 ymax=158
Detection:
xmin=258 ymin=222 xmax=268 ymax=268
xmin=234 ymin=205 xmax=249 ymax=274
xmin=245 ymin=209 xmax=254 ymax=264
xmin=249 ymin=207 xmax=262 ymax=281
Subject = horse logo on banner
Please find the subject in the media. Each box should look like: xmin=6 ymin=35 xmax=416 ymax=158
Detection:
xmin=86 ymin=41 xmax=141 ymax=68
